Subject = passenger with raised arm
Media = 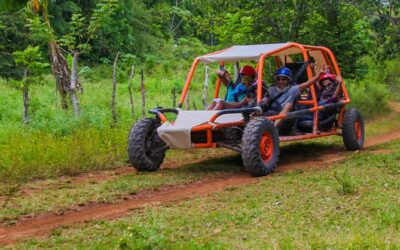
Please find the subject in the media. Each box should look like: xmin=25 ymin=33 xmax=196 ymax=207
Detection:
xmin=267 ymin=65 xmax=327 ymax=128
xmin=207 ymin=65 xmax=256 ymax=110
xmin=316 ymin=73 xmax=343 ymax=105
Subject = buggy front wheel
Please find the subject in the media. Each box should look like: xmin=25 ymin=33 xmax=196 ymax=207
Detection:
xmin=128 ymin=118 xmax=167 ymax=171
xmin=242 ymin=118 xmax=280 ymax=176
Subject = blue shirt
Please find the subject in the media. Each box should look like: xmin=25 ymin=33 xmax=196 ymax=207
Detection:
xmin=225 ymin=82 xmax=247 ymax=102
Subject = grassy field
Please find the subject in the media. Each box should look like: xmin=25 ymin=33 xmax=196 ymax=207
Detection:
xmin=9 ymin=138 xmax=400 ymax=249
xmin=0 ymin=60 xmax=391 ymax=187
xmin=1 ymin=102 xmax=399 ymax=224
xmin=0 ymin=65 xmax=220 ymax=186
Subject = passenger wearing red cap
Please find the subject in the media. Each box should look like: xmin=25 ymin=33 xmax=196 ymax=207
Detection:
xmin=207 ymin=65 xmax=256 ymax=110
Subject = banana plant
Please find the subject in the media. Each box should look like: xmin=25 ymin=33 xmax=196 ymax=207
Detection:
xmin=1 ymin=0 xmax=71 ymax=110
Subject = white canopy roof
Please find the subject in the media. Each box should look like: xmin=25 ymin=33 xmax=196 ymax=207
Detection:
xmin=198 ymin=43 xmax=309 ymax=64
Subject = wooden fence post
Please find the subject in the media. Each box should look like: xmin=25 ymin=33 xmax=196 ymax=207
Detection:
xmin=193 ymin=101 xmax=197 ymax=110
xmin=234 ymin=61 xmax=239 ymax=82
xmin=111 ymin=52 xmax=119 ymax=127
xmin=202 ymin=65 xmax=209 ymax=109
xmin=172 ymin=86 xmax=177 ymax=107
xmin=186 ymin=89 xmax=190 ymax=110
xmin=70 ymin=50 xmax=80 ymax=115
xmin=141 ymin=69 xmax=146 ymax=117
xmin=22 ymin=69 xmax=29 ymax=124
xmin=127 ymin=65 xmax=135 ymax=118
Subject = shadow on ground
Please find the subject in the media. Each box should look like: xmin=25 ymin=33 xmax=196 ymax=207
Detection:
xmin=160 ymin=142 xmax=345 ymax=175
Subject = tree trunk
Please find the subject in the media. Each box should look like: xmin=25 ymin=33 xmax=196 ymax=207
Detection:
xmin=22 ymin=68 xmax=29 ymax=124
xmin=49 ymin=42 xmax=70 ymax=110
xmin=70 ymin=51 xmax=80 ymax=115
xmin=127 ymin=65 xmax=135 ymax=118
xmin=141 ymin=69 xmax=146 ymax=117
xmin=112 ymin=52 xmax=119 ymax=126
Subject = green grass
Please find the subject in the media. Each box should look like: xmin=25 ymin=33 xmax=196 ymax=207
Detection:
xmin=365 ymin=102 xmax=400 ymax=137
xmin=0 ymin=67 xmax=213 ymax=185
xmin=11 ymin=139 xmax=400 ymax=249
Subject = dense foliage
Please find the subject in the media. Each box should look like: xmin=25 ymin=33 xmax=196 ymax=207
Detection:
xmin=1 ymin=0 xmax=399 ymax=75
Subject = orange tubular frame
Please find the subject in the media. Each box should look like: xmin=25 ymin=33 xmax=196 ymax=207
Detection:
xmin=214 ymin=62 xmax=224 ymax=99
xmin=178 ymin=58 xmax=199 ymax=108
xmin=167 ymin=42 xmax=351 ymax=148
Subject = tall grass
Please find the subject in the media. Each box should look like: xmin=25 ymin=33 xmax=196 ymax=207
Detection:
xmin=0 ymin=64 xmax=212 ymax=185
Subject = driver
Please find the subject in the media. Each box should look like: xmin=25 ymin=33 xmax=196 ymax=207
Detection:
xmin=268 ymin=65 xmax=327 ymax=128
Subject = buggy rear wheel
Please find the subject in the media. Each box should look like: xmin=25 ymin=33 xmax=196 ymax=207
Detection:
xmin=128 ymin=118 xmax=167 ymax=171
xmin=242 ymin=118 xmax=280 ymax=176
xmin=342 ymin=108 xmax=365 ymax=151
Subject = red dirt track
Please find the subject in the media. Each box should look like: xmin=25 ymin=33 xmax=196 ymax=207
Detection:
xmin=1 ymin=129 xmax=400 ymax=245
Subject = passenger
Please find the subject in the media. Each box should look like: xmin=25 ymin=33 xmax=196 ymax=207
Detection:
xmin=207 ymin=65 xmax=256 ymax=110
xmin=316 ymin=73 xmax=343 ymax=121
xmin=317 ymin=73 xmax=343 ymax=105
xmin=267 ymin=65 xmax=327 ymax=128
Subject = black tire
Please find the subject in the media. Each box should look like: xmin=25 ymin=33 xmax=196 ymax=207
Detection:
xmin=223 ymin=127 xmax=243 ymax=145
xmin=242 ymin=118 xmax=280 ymax=176
xmin=128 ymin=118 xmax=167 ymax=171
xmin=342 ymin=108 xmax=364 ymax=151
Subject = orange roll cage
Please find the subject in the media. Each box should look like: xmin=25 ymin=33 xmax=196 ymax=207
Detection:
xmin=168 ymin=42 xmax=350 ymax=148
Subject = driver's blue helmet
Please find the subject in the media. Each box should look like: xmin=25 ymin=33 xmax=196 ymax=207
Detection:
xmin=274 ymin=67 xmax=293 ymax=80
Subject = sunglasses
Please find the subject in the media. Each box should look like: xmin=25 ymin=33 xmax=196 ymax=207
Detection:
xmin=276 ymin=77 xmax=289 ymax=81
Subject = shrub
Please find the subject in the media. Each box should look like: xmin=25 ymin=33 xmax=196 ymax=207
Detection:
xmin=334 ymin=168 xmax=358 ymax=195
xmin=347 ymin=56 xmax=390 ymax=117
xmin=347 ymin=79 xmax=389 ymax=117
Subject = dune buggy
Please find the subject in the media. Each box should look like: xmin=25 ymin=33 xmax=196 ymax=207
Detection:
xmin=128 ymin=42 xmax=365 ymax=176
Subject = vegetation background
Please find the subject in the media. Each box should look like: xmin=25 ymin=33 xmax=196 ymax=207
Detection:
xmin=0 ymin=0 xmax=399 ymax=188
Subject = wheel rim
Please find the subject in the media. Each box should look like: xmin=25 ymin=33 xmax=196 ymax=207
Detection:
xmin=354 ymin=120 xmax=362 ymax=142
xmin=260 ymin=132 xmax=274 ymax=163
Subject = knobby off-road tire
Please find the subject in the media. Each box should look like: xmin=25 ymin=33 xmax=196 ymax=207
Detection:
xmin=242 ymin=118 xmax=280 ymax=177
xmin=342 ymin=108 xmax=365 ymax=151
xmin=223 ymin=127 xmax=243 ymax=145
xmin=128 ymin=118 xmax=167 ymax=171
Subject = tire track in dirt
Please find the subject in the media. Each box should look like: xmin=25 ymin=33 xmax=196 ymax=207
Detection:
xmin=0 ymin=151 xmax=235 ymax=202
xmin=1 ymin=129 xmax=400 ymax=245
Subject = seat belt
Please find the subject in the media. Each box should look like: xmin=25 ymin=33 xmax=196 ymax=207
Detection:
xmin=293 ymin=61 xmax=310 ymax=84
xmin=264 ymin=91 xmax=286 ymax=112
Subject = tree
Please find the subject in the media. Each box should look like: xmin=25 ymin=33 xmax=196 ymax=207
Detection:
xmin=13 ymin=45 xmax=49 ymax=123
xmin=351 ymin=0 xmax=400 ymax=58
xmin=25 ymin=0 xmax=72 ymax=110
xmin=0 ymin=12 xmax=31 ymax=79
xmin=58 ymin=0 xmax=118 ymax=114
